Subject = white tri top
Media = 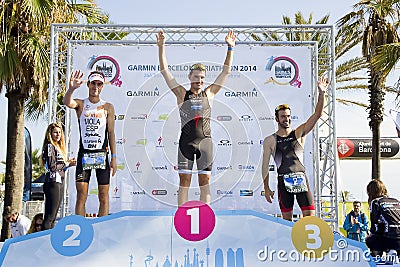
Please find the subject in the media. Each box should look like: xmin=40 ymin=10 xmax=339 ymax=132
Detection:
xmin=79 ymin=98 xmax=108 ymax=150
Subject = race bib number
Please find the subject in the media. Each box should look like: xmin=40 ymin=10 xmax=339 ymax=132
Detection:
xmin=283 ymin=172 xmax=308 ymax=193
xmin=82 ymin=152 xmax=107 ymax=170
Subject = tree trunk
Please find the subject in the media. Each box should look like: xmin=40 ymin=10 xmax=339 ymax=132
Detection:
xmin=368 ymin=70 xmax=384 ymax=180
xmin=1 ymin=91 xmax=25 ymax=241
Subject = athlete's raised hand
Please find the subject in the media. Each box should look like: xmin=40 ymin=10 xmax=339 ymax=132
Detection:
xmin=69 ymin=70 xmax=85 ymax=90
xmin=225 ymin=30 xmax=236 ymax=48
xmin=318 ymin=75 xmax=329 ymax=94
xmin=157 ymin=30 xmax=166 ymax=47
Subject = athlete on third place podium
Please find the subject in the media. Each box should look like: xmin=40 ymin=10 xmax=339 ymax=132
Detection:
xmin=262 ymin=76 xmax=329 ymax=221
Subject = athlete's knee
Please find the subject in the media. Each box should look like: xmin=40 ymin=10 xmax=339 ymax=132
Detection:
xmin=198 ymin=174 xmax=210 ymax=186
xmin=179 ymin=174 xmax=192 ymax=187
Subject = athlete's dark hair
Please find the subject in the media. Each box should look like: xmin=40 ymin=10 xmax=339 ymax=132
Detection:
xmin=274 ymin=104 xmax=291 ymax=117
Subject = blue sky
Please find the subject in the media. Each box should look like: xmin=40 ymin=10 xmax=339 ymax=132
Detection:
xmin=1 ymin=0 xmax=399 ymax=201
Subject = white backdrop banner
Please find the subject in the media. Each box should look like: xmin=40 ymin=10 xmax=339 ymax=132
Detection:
xmin=68 ymin=44 xmax=314 ymax=214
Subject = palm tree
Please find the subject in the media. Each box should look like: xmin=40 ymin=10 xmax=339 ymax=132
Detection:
xmin=337 ymin=0 xmax=400 ymax=180
xmin=32 ymin=148 xmax=45 ymax=181
xmin=0 ymin=0 xmax=108 ymax=240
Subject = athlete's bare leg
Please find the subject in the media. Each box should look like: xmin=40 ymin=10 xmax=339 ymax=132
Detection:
xmin=75 ymin=182 xmax=88 ymax=216
xmin=302 ymin=209 xmax=315 ymax=217
xmin=282 ymin=211 xmax=293 ymax=221
xmin=198 ymin=173 xmax=211 ymax=204
xmin=178 ymin=173 xmax=192 ymax=206
xmin=98 ymin=184 xmax=110 ymax=216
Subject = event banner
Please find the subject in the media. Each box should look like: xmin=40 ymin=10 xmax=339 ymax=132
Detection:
xmin=337 ymin=138 xmax=400 ymax=159
xmin=68 ymin=44 xmax=314 ymax=214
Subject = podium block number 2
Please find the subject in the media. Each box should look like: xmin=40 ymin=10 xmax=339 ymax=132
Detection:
xmin=51 ymin=215 xmax=94 ymax=256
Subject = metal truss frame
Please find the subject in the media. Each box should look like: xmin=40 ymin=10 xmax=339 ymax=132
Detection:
xmin=49 ymin=24 xmax=338 ymax=229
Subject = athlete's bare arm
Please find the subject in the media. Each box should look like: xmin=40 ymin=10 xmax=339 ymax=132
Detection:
xmin=262 ymin=135 xmax=276 ymax=203
xmin=157 ymin=30 xmax=186 ymax=104
xmin=106 ymin=102 xmax=117 ymax=176
xmin=206 ymin=30 xmax=236 ymax=97
xmin=295 ymin=76 xmax=329 ymax=142
xmin=63 ymin=70 xmax=84 ymax=115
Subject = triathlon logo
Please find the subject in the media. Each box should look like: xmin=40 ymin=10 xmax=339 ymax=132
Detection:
xmin=264 ymin=56 xmax=301 ymax=88
xmin=87 ymin=55 xmax=123 ymax=87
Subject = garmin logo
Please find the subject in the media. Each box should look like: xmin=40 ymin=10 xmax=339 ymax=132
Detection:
xmin=127 ymin=89 xmax=160 ymax=97
xmin=224 ymin=89 xmax=258 ymax=98
xmin=217 ymin=115 xmax=232 ymax=121
xmin=218 ymin=139 xmax=232 ymax=146
xmin=238 ymin=140 xmax=254 ymax=145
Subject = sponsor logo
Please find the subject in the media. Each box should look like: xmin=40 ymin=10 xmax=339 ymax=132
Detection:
xmin=135 ymin=139 xmax=147 ymax=146
xmin=239 ymin=115 xmax=253 ymax=122
xmin=152 ymin=165 xmax=168 ymax=171
xmin=216 ymin=190 xmax=233 ymax=196
xmin=153 ymin=114 xmax=169 ymax=122
xmin=87 ymin=55 xmax=122 ymax=87
xmin=133 ymin=161 xmax=142 ymax=173
xmin=240 ymin=189 xmax=253 ymax=196
xmin=337 ymin=139 xmax=355 ymax=158
xmin=336 ymin=138 xmax=400 ymax=159
xmin=152 ymin=189 xmax=167 ymax=195
xmin=259 ymin=116 xmax=275 ymax=121
xmin=130 ymin=114 xmax=148 ymax=120
xmin=269 ymin=165 xmax=275 ymax=171
xmin=127 ymin=87 xmax=160 ymax=97
xmin=265 ymin=56 xmax=301 ymax=88
xmin=116 ymin=138 xmax=126 ymax=144
xmin=156 ymin=136 xmax=164 ymax=147
xmin=216 ymin=165 xmax=233 ymax=171
xmin=224 ymin=88 xmax=258 ymax=98
xmin=114 ymin=114 xmax=125 ymax=120
xmin=238 ymin=140 xmax=254 ymax=145
xmin=238 ymin=164 xmax=255 ymax=171
xmin=127 ymin=64 xmax=159 ymax=71
xmin=218 ymin=139 xmax=232 ymax=146
xmin=217 ymin=115 xmax=232 ymax=121
xmin=130 ymin=190 xmax=146 ymax=195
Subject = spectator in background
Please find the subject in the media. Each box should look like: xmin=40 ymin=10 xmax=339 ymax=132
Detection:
xmin=3 ymin=206 xmax=31 ymax=237
xmin=366 ymin=179 xmax=400 ymax=255
xmin=27 ymin=213 xmax=43 ymax=234
xmin=41 ymin=123 xmax=76 ymax=230
xmin=343 ymin=200 xmax=369 ymax=242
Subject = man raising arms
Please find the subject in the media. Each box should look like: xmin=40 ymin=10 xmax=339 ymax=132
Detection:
xmin=157 ymin=29 xmax=236 ymax=206
xmin=262 ymin=77 xmax=329 ymax=221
